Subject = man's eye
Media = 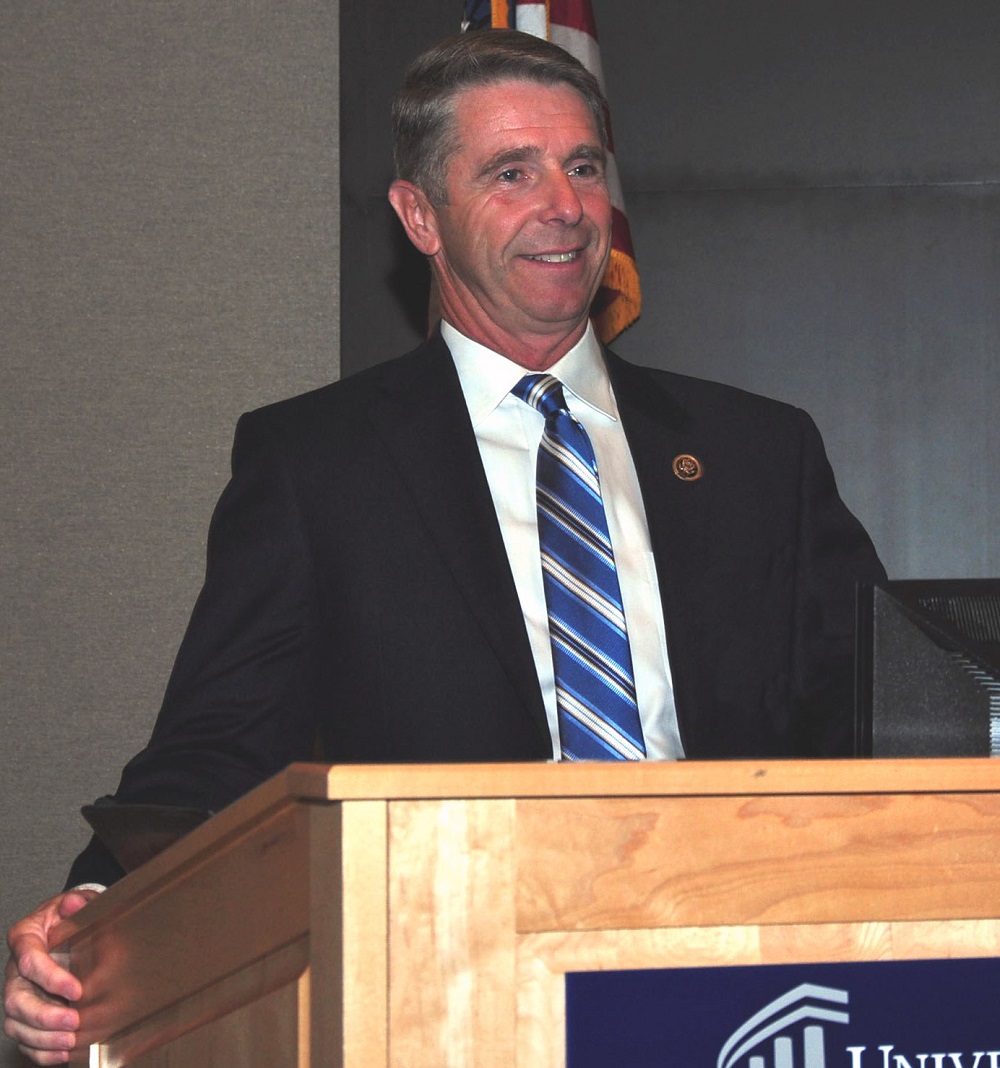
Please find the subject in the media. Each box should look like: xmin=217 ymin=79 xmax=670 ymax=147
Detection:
xmin=569 ymin=163 xmax=601 ymax=178
xmin=497 ymin=168 xmax=522 ymax=183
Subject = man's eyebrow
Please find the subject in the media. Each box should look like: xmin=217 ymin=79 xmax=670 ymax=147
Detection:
xmin=476 ymin=142 xmax=606 ymax=178
xmin=477 ymin=145 xmax=542 ymax=177
xmin=567 ymin=143 xmax=606 ymax=165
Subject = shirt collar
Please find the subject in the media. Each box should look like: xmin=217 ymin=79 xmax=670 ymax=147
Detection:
xmin=442 ymin=320 xmax=618 ymax=426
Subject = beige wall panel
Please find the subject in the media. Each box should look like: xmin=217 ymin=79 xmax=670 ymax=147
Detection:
xmin=1 ymin=4 xmax=340 ymax=1062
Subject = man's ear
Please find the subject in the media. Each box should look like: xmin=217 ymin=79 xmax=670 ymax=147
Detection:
xmin=388 ymin=180 xmax=442 ymax=256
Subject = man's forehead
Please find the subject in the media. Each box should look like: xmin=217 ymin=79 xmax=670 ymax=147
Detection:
xmin=457 ymin=77 xmax=598 ymax=124
xmin=453 ymin=78 xmax=600 ymax=140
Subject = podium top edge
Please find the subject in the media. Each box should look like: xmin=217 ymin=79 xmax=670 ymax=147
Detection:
xmin=278 ymin=756 xmax=1000 ymax=803
xmin=53 ymin=757 xmax=1000 ymax=947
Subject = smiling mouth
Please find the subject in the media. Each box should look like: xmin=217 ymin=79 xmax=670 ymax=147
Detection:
xmin=525 ymin=251 xmax=580 ymax=263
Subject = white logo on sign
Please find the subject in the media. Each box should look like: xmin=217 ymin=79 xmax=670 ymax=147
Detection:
xmin=717 ymin=983 xmax=850 ymax=1068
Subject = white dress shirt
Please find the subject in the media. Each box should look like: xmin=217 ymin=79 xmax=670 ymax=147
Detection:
xmin=442 ymin=320 xmax=684 ymax=761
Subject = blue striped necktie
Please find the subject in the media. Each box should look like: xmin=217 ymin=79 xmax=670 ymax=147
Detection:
xmin=512 ymin=374 xmax=646 ymax=761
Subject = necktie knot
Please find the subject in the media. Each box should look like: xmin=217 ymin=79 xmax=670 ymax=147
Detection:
xmin=512 ymin=373 xmax=568 ymax=421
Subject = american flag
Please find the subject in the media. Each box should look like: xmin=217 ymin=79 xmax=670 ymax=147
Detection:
xmin=461 ymin=0 xmax=641 ymax=343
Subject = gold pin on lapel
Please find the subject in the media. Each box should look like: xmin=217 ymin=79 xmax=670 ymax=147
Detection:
xmin=672 ymin=454 xmax=704 ymax=482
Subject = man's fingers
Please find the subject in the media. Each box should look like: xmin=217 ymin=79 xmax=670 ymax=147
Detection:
xmin=3 ymin=971 xmax=79 ymax=1065
xmin=2 ymin=889 xmax=98 ymax=1064
xmin=9 ymin=940 xmax=82 ymax=1004
xmin=4 ymin=1018 xmax=76 ymax=1065
xmin=57 ymin=890 xmax=98 ymax=920
xmin=18 ymin=1052 xmax=71 ymax=1067
xmin=6 ymin=890 xmax=95 ymax=1003
xmin=4 ymin=964 xmax=80 ymax=1030
xmin=12 ymin=1039 xmax=72 ymax=1068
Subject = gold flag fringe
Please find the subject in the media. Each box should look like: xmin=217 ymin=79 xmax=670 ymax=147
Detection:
xmin=593 ymin=247 xmax=642 ymax=344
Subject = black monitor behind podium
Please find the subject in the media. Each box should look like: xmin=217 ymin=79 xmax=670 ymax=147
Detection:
xmin=856 ymin=578 xmax=1000 ymax=757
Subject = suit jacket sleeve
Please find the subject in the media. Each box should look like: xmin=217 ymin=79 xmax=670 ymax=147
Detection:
xmin=66 ymin=411 xmax=326 ymax=887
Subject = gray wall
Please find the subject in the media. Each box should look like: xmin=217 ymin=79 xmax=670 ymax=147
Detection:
xmin=342 ymin=0 xmax=1000 ymax=581
xmin=1 ymin=3 xmax=339 ymax=1062
xmin=602 ymin=0 xmax=1000 ymax=581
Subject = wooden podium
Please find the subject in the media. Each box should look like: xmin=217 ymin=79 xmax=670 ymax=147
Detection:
xmin=55 ymin=759 xmax=1000 ymax=1066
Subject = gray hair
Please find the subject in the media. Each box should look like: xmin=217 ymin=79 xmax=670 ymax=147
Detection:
xmin=391 ymin=29 xmax=609 ymax=206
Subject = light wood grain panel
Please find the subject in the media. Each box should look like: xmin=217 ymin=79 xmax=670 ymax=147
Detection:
xmin=388 ymin=799 xmax=517 ymax=1068
xmin=53 ymin=761 xmax=1000 ymax=1065
xmin=112 ymin=949 xmax=307 ymax=1068
xmin=68 ymin=803 xmax=311 ymax=1061
xmin=317 ymin=758 xmax=1000 ymax=802
xmin=880 ymin=918 xmax=1000 ymax=959
xmin=521 ymin=918 xmax=1000 ymax=971
xmin=331 ymin=800 xmax=389 ymax=1068
xmin=515 ymin=792 xmax=1000 ymax=930
xmin=56 ymin=767 xmax=334 ymax=948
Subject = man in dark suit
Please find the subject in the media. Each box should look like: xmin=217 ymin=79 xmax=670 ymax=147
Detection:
xmin=5 ymin=29 xmax=883 ymax=1063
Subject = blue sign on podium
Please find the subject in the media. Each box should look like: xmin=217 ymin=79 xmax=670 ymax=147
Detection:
xmin=566 ymin=957 xmax=1000 ymax=1067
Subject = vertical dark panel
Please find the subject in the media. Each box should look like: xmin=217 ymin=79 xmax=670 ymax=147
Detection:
xmin=339 ymin=3 xmax=457 ymax=374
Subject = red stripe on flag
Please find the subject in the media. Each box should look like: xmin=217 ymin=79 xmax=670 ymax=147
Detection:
xmin=548 ymin=0 xmax=597 ymax=37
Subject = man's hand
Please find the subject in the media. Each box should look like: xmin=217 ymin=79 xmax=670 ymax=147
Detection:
xmin=3 ymin=890 xmax=98 ymax=1065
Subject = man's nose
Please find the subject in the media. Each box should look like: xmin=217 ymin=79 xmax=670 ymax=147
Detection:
xmin=538 ymin=170 xmax=584 ymax=224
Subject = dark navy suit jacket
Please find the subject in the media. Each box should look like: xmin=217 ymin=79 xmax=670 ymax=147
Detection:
xmin=68 ymin=334 xmax=885 ymax=886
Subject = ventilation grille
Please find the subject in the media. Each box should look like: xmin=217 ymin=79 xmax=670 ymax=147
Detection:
xmin=947 ymin=653 xmax=1000 ymax=756
xmin=918 ymin=594 xmax=1000 ymax=645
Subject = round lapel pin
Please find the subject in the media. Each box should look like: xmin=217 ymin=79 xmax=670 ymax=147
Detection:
xmin=672 ymin=454 xmax=704 ymax=482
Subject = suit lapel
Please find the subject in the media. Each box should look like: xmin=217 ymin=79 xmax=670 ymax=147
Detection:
xmin=605 ymin=351 xmax=715 ymax=727
xmin=365 ymin=336 xmax=550 ymax=750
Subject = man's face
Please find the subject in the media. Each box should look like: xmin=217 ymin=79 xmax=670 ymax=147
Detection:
xmin=392 ymin=79 xmax=612 ymax=368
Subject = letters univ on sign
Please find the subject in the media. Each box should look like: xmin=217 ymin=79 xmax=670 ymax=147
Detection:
xmin=849 ymin=1054 xmax=1000 ymax=1068
xmin=565 ymin=958 xmax=1000 ymax=1067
